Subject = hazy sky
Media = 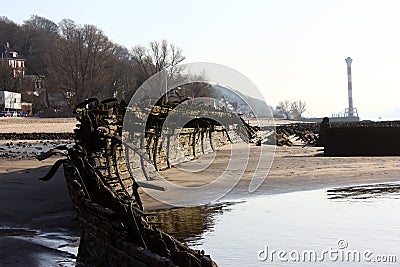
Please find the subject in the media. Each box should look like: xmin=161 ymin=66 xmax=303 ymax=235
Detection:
xmin=3 ymin=0 xmax=400 ymax=120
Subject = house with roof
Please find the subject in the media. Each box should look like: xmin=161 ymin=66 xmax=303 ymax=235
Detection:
xmin=0 ymin=43 xmax=25 ymax=114
xmin=0 ymin=42 xmax=25 ymax=78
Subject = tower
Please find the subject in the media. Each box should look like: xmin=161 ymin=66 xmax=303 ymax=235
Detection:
xmin=345 ymin=57 xmax=354 ymax=117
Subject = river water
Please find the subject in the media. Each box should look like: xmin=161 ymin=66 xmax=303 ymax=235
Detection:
xmin=3 ymin=182 xmax=398 ymax=266
xmin=157 ymin=182 xmax=400 ymax=266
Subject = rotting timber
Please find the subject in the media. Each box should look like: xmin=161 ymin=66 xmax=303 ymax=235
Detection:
xmin=134 ymin=102 xmax=240 ymax=172
xmin=37 ymin=98 xmax=226 ymax=267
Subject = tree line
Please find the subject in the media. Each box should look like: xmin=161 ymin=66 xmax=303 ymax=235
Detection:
xmin=0 ymin=15 xmax=197 ymax=110
xmin=0 ymin=15 xmax=306 ymax=118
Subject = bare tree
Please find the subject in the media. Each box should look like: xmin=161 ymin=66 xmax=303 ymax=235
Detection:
xmin=0 ymin=16 xmax=190 ymax=110
xmin=47 ymin=20 xmax=115 ymax=106
xmin=0 ymin=17 xmax=23 ymax=51
xmin=276 ymin=100 xmax=307 ymax=119
xmin=290 ymin=100 xmax=306 ymax=119
xmin=179 ymin=82 xmax=214 ymax=99
xmin=174 ymin=72 xmax=215 ymax=103
xmin=110 ymin=51 xmax=138 ymax=101
xmin=23 ymin=15 xmax=58 ymax=33
xmin=22 ymin=15 xmax=58 ymax=76
xmin=131 ymin=39 xmax=185 ymax=86
xmin=276 ymin=100 xmax=291 ymax=119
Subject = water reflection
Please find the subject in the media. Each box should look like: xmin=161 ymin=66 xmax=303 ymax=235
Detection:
xmin=156 ymin=183 xmax=400 ymax=266
xmin=155 ymin=201 xmax=240 ymax=245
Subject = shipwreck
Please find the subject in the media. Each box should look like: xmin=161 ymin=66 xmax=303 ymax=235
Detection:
xmin=36 ymin=98 xmax=238 ymax=266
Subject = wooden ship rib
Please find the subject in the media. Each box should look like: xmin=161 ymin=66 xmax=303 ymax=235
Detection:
xmin=38 ymin=98 xmax=220 ymax=267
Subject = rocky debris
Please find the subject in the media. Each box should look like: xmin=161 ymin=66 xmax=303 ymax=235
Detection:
xmin=327 ymin=183 xmax=400 ymax=200
xmin=275 ymin=123 xmax=318 ymax=146
xmin=0 ymin=140 xmax=72 ymax=159
xmin=276 ymin=133 xmax=293 ymax=146
xmin=0 ymin=132 xmax=74 ymax=140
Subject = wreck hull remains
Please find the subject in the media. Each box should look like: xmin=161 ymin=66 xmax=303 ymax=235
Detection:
xmin=64 ymin=164 xmax=176 ymax=266
xmin=39 ymin=98 xmax=223 ymax=266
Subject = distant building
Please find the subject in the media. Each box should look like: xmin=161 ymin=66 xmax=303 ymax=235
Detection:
xmin=0 ymin=42 xmax=26 ymax=77
xmin=24 ymin=75 xmax=44 ymax=99
xmin=0 ymin=90 xmax=21 ymax=111
xmin=24 ymin=74 xmax=70 ymax=115
xmin=21 ymin=102 xmax=33 ymax=116
xmin=24 ymin=75 xmax=44 ymax=90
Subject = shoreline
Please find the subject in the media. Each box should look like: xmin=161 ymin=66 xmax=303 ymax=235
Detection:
xmin=139 ymin=144 xmax=400 ymax=210
xmin=1 ymin=144 xmax=400 ymax=265
xmin=2 ymin=144 xmax=400 ymax=210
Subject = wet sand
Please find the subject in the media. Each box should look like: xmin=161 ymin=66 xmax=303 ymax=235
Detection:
xmin=0 ymin=158 xmax=79 ymax=267
xmin=2 ymin=145 xmax=399 ymax=215
xmin=139 ymin=144 xmax=400 ymax=209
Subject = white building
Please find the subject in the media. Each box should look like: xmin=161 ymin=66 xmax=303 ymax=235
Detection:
xmin=0 ymin=91 xmax=21 ymax=111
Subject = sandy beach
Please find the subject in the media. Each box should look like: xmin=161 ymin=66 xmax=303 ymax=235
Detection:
xmin=0 ymin=117 xmax=78 ymax=266
xmin=139 ymin=144 xmax=400 ymax=209
xmin=0 ymin=117 xmax=76 ymax=134
xmin=1 ymin=118 xmax=400 ymax=265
